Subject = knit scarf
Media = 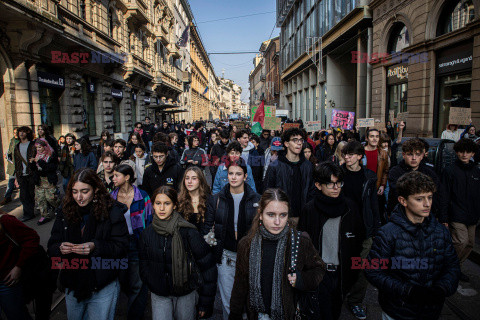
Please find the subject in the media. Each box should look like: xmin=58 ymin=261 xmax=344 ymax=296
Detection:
xmin=134 ymin=128 xmax=144 ymax=136
xmin=34 ymin=138 xmax=53 ymax=164
xmin=249 ymin=225 xmax=289 ymax=319
xmin=151 ymin=212 xmax=196 ymax=294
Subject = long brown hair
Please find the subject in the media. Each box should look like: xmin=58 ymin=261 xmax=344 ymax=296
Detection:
xmin=245 ymin=188 xmax=292 ymax=243
xmin=62 ymin=168 xmax=114 ymax=223
xmin=129 ymin=131 xmax=145 ymax=146
xmin=178 ymin=167 xmax=210 ymax=224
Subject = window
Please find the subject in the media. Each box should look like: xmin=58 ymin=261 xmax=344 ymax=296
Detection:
xmin=79 ymin=0 xmax=86 ymax=19
xmin=108 ymin=9 xmax=114 ymax=37
xmin=112 ymin=99 xmax=121 ymax=133
xmin=437 ymin=0 xmax=475 ymax=36
xmin=388 ymin=23 xmax=410 ymax=53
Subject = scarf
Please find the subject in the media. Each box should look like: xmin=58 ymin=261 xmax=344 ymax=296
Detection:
xmin=134 ymin=128 xmax=144 ymax=136
xmin=249 ymin=225 xmax=289 ymax=319
xmin=314 ymin=193 xmax=346 ymax=218
xmin=151 ymin=212 xmax=196 ymax=294
xmin=34 ymin=138 xmax=53 ymax=166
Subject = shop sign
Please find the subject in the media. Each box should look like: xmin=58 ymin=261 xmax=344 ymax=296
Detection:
xmin=387 ymin=64 xmax=408 ymax=85
xmin=437 ymin=43 xmax=473 ymax=75
xmin=144 ymin=97 xmax=151 ymax=103
xmin=88 ymin=83 xmax=95 ymax=93
xmin=111 ymin=88 xmax=123 ymax=98
xmin=37 ymin=71 xmax=65 ymax=89
xmin=132 ymin=93 xmax=137 ymax=101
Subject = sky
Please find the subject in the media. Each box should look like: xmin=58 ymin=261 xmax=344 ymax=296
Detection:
xmin=188 ymin=0 xmax=279 ymax=103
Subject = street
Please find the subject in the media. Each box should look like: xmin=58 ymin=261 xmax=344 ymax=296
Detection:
xmin=1 ymin=180 xmax=480 ymax=320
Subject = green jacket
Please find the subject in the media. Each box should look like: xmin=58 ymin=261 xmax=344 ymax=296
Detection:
xmin=6 ymin=137 xmax=19 ymax=176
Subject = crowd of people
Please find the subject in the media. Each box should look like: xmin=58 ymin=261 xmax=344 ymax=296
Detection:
xmin=0 ymin=117 xmax=479 ymax=320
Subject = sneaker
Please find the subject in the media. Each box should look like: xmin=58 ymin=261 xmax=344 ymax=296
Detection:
xmin=21 ymin=215 xmax=35 ymax=222
xmin=37 ymin=217 xmax=51 ymax=225
xmin=460 ymin=272 xmax=470 ymax=282
xmin=0 ymin=198 xmax=12 ymax=205
xmin=351 ymin=305 xmax=367 ymax=320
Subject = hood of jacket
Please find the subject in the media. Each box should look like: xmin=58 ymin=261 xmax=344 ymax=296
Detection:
xmin=242 ymin=141 xmax=255 ymax=153
xmin=152 ymin=154 xmax=176 ymax=174
xmin=278 ymin=150 xmax=306 ymax=167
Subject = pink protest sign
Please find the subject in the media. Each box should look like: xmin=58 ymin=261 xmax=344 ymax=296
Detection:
xmin=331 ymin=109 xmax=355 ymax=130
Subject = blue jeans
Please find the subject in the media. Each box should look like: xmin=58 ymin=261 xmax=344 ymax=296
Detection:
xmin=0 ymin=281 xmax=32 ymax=320
xmin=151 ymin=290 xmax=196 ymax=320
xmin=217 ymin=250 xmax=237 ymax=320
xmin=65 ymin=279 xmax=120 ymax=320
xmin=4 ymin=175 xmax=16 ymax=199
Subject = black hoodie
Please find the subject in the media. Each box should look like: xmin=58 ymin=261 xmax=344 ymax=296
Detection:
xmin=264 ymin=151 xmax=316 ymax=218
xmin=141 ymin=155 xmax=185 ymax=197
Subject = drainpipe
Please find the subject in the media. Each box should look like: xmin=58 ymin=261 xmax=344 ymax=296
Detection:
xmin=26 ymin=61 xmax=35 ymax=127
xmin=366 ymin=27 xmax=372 ymax=118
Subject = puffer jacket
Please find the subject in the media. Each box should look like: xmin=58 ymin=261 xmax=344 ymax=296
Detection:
xmin=441 ymin=160 xmax=480 ymax=225
xmin=139 ymin=222 xmax=217 ymax=316
xmin=387 ymin=160 xmax=447 ymax=222
xmin=366 ymin=206 xmax=460 ymax=320
xmin=202 ymin=183 xmax=260 ymax=263
xmin=264 ymin=152 xmax=316 ymax=217
xmin=47 ymin=201 xmax=129 ymax=301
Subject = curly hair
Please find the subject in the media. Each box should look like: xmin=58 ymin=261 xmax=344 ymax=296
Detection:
xmin=62 ymin=168 xmax=114 ymax=224
xmin=178 ymin=167 xmax=210 ymax=224
xmin=397 ymin=171 xmax=437 ymax=199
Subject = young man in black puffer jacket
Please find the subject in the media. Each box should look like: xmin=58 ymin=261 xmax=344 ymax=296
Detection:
xmin=442 ymin=138 xmax=480 ymax=282
xmin=367 ymin=171 xmax=460 ymax=320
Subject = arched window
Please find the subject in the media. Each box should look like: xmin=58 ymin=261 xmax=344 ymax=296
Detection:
xmin=108 ymin=9 xmax=114 ymax=37
xmin=387 ymin=23 xmax=410 ymax=53
xmin=437 ymin=0 xmax=475 ymax=36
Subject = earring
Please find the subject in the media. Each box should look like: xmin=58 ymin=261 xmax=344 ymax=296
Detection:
xmin=259 ymin=220 xmax=262 ymax=226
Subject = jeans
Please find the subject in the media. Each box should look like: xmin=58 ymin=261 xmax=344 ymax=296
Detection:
xmin=0 ymin=281 xmax=32 ymax=320
xmin=151 ymin=290 xmax=196 ymax=320
xmin=258 ymin=313 xmax=271 ymax=320
xmin=65 ymin=279 xmax=120 ymax=320
xmin=347 ymin=237 xmax=373 ymax=306
xmin=4 ymin=175 xmax=16 ymax=199
xmin=18 ymin=175 xmax=35 ymax=219
xmin=217 ymin=250 xmax=237 ymax=320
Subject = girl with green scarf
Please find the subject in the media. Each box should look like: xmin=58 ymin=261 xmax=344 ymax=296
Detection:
xmin=139 ymin=186 xmax=217 ymax=320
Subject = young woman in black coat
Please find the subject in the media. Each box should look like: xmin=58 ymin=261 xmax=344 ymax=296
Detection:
xmin=47 ymin=168 xmax=129 ymax=320
xmin=139 ymin=186 xmax=217 ymax=320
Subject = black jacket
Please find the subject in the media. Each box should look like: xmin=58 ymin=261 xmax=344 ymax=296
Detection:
xmin=14 ymin=141 xmax=36 ymax=177
xmin=139 ymin=223 xmax=217 ymax=316
xmin=209 ymin=141 xmax=228 ymax=176
xmin=342 ymin=165 xmax=381 ymax=238
xmin=202 ymin=183 xmax=260 ymax=263
xmin=441 ymin=160 xmax=480 ymax=225
xmin=298 ymin=194 xmax=363 ymax=296
xmin=366 ymin=206 xmax=460 ymax=320
xmin=141 ymin=155 xmax=184 ymax=197
xmin=264 ymin=152 xmax=316 ymax=217
xmin=259 ymin=135 xmax=272 ymax=153
xmin=47 ymin=202 xmax=129 ymax=301
xmin=142 ymin=123 xmax=155 ymax=142
xmin=387 ymin=161 xmax=447 ymax=222
xmin=32 ymin=155 xmax=59 ymax=186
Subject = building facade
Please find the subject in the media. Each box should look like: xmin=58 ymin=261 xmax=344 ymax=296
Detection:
xmin=249 ymin=40 xmax=269 ymax=109
xmin=277 ymin=0 xmax=372 ymax=125
xmin=370 ymin=0 xmax=480 ymax=137
xmin=264 ymin=37 xmax=281 ymax=107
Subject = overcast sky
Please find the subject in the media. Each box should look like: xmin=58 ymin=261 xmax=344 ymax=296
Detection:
xmin=188 ymin=0 xmax=279 ymax=103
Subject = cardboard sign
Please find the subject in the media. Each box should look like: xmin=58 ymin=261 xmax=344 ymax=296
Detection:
xmin=263 ymin=117 xmax=282 ymax=131
xmin=396 ymin=112 xmax=409 ymax=123
xmin=206 ymin=122 xmax=215 ymax=129
xmin=389 ymin=110 xmax=395 ymax=123
xmin=251 ymin=105 xmax=276 ymax=121
xmin=305 ymin=121 xmax=322 ymax=132
xmin=372 ymin=121 xmax=387 ymax=131
xmin=283 ymin=123 xmax=300 ymax=131
xmin=356 ymin=118 xmax=375 ymax=128
xmin=331 ymin=109 xmax=355 ymax=130
xmin=449 ymin=107 xmax=471 ymax=125
xmin=233 ymin=121 xmax=246 ymax=129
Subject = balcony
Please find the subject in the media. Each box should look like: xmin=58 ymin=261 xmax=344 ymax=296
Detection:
xmin=182 ymin=71 xmax=192 ymax=83
xmin=155 ymin=25 xmax=169 ymax=45
xmin=124 ymin=53 xmax=153 ymax=81
xmin=125 ymin=0 xmax=149 ymax=25
xmin=168 ymin=43 xmax=181 ymax=59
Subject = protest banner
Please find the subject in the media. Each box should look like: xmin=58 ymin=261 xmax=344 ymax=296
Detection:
xmin=206 ymin=122 xmax=215 ymax=129
xmin=356 ymin=118 xmax=375 ymax=128
xmin=233 ymin=121 xmax=246 ymax=129
xmin=251 ymin=105 xmax=276 ymax=121
xmin=449 ymin=107 xmax=471 ymax=125
xmin=263 ymin=117 xmax=282 ymax=131
xmin=283 ymin=123 xmax=300 ymax=131
xmin=372 ymin=121 xmax=386 ymax=131
xmin=396 ymin=112 xmax=409 ymax=123
xmin=331 ymin=109 xmax=355 ymax=130
xmin=305 ymin=121 xmax=322 ymax=132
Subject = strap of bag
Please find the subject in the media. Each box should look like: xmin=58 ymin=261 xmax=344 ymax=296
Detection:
xmin=290 ymin=229 xmax=301 ymax=273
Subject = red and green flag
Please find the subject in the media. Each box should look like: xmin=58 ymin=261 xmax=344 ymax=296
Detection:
xmin=251 ymin=100 xmax=265 ymax=136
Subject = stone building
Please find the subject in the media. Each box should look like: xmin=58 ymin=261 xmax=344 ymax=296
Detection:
xmin=370 ymin=0 xmax=480 ymax=136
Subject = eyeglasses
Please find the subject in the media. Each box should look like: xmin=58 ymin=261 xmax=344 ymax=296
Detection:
xmin=290 ymin=138 xmax=304 ymax=144
xmin=323 ymin=181 xmax=344 ymax=189
xmin=343 ymin=153 xmax=358 ymax=158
